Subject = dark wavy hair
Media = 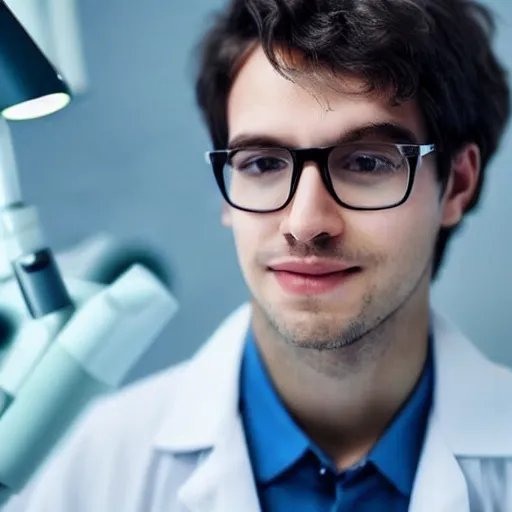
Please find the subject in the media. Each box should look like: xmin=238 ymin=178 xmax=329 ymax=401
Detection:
xmin=194 ymin=0 xmax=510 ymax=279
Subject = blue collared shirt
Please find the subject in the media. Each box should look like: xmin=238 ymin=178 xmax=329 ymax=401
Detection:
xmin=239 ymin=330 xmax=434 ymax=512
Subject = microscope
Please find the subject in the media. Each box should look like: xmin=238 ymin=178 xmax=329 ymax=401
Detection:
xmin=0 ymin=2 xmax=178 ymax=505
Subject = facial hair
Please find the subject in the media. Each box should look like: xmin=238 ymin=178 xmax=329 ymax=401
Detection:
xmin=253 ymin=232 xmax=432 ymax=352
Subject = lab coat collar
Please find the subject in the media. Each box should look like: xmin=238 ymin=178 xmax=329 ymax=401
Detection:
xmin=153 ymin=303 xmax=512 ymax=456
xmin=153 ymin=303 xmax=251 ymax=452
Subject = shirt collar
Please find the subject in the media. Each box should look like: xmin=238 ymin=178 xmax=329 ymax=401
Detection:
xmin=240 ymin=328 xmax=434 ymax=495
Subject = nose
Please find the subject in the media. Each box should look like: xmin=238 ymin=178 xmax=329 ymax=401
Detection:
xmin=281 ymin=163 xmax=345 ymax=243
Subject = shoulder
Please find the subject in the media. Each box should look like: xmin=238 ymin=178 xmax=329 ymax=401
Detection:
xmin=431 ymin=310 xmax=512 ymax=456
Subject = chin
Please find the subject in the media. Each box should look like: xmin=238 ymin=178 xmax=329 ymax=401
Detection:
xmin=269 ymin=308 xmax=370 ymax=350
xmin=275 ymin=297 xmax=359 ymax=324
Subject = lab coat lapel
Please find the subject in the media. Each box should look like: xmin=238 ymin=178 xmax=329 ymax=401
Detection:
xmin=177 ymin=415 xmax=261 ymax=512
xmin=406 ymin=312 xmax=472 ymax=512
xmin=153 ymin=303 xmax=259 ymax=512
xmin=408 ymin=412 xmax=470 ymax=512
xmin=409 ymin=310 xmax=512 ymax=511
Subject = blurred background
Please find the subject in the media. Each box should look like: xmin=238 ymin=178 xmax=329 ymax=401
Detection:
xmin=4 ymin=0 xmax=512 ymax=383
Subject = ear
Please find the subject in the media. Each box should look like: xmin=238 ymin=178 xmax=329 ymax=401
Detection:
xmin=440 ymin=143 xmax=481 ymax=228
xmin=221 ymin=201 xmax=232 ymax=227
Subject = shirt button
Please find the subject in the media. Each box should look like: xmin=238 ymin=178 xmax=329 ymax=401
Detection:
xmin=319 ymin=467 xmax=328 ymax=476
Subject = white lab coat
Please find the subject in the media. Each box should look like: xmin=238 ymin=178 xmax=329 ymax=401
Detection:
xmin=4 ymin=303 xmax=512 ymax=512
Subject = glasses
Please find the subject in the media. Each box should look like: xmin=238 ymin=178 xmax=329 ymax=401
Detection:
xmin=205 ymin=142 xmax=436 ymax=212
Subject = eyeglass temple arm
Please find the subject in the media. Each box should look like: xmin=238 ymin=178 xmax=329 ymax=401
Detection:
xmin=420 ymin=144 xmax=436 ymax=157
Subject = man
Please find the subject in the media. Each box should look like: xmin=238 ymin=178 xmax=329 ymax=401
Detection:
xmin=4 ymin=0 xmax=512 ymax=510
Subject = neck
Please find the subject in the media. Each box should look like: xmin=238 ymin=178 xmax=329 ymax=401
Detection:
xmin=251 ymin=289 xmax=430 ymax=470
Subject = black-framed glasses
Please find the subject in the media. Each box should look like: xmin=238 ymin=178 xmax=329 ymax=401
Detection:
xmin=205 ymin=142 xmax=436 ymax=213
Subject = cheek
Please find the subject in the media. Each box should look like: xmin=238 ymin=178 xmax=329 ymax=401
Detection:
xmin=348 ymin=178 xmax=442 ymax=267
xmin=230 ymin=213 xmax=274 ymax=271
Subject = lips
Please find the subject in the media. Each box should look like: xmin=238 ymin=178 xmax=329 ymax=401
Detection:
xmin=268 ymin=260 xmax=355 ymax=276
xmin=268 ymin=260 xmax=360 ymax=295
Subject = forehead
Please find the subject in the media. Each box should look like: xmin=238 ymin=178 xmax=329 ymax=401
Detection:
xmin=227 ymin=46 xmax=428 ymax=147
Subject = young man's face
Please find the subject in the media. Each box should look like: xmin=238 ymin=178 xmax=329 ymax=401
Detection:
xmin=222 ymin=46 xmax=460 ymax=349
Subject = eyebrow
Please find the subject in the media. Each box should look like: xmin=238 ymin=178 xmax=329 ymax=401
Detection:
xmin=227 ymin=122 xmax=420 ymax=149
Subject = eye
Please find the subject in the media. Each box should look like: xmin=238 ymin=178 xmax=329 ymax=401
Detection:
xmin=344 ymin=153 xmax=397 ymax=173
xmin=230 ymin=149 xmax=291 ymax=175
xmin=329 ymin=143 xmax=406 ymax=176
xmin=241 ymin=157 xmax=288 ymax=174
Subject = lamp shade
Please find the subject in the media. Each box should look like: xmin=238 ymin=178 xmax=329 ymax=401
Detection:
xmin=0 ymin=1 xmax=71 ymax=120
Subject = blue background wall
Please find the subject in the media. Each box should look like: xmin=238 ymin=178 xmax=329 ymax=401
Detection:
xmin=7 ymin=0 xmax=512 ymax=382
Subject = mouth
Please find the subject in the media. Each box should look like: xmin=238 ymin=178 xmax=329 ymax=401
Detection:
xmin=268 ymin=264 xmax=362 ymax=295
